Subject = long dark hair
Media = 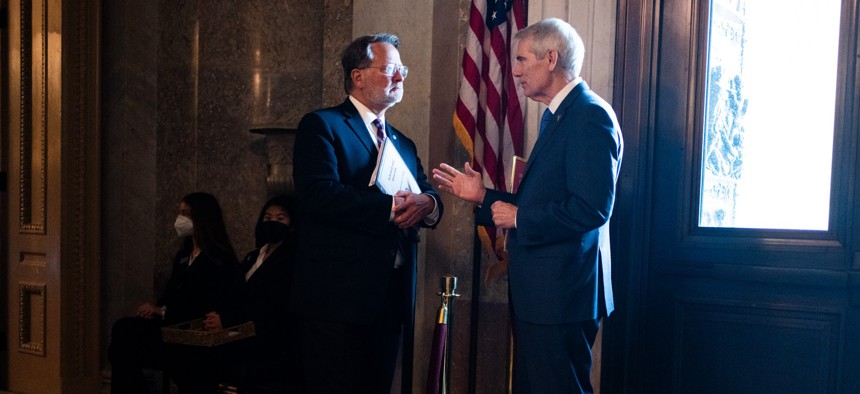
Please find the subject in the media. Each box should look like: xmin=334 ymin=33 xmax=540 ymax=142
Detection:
xmin=254 ymin=195 xmax=296 ymax=248
xmin=182 ymin=192 xmax=237 ymax=265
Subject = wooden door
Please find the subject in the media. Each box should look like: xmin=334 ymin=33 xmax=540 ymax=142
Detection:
xmin=0 ymin=0 xmax=7 ymax=387
xmin=6 ymin=0 xmax=62 ymax=392
xmin=2 ymin=0 xmax=100 ymax=392
xmin=605 ymin=0 xmax=860 ymax=392
xmin=5 ymin=0 xmax=63 ymax=390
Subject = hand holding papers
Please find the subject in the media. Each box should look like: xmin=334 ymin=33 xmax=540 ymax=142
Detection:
xmin=369 ymin=138 xmax=420 ymax=195
xmin=501 ymin=155 xmax=526 ymax=251
xmin=510 ymin=155 xmax=527 ymax=193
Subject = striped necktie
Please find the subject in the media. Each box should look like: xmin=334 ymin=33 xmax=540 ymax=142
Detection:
xmin=372 ymin=118 xmax=386 ymax=149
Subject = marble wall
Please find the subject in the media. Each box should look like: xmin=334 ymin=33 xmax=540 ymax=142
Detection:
xmin=152 ymin=0 xmax=328 ymax=273
xmin=101 ymin=0 xmax=349 ymax=372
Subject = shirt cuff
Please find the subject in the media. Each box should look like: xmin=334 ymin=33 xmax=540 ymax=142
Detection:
xmin=423 ymin=194 xmax=440 ymax=226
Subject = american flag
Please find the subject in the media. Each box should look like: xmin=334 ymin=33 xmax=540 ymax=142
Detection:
xmin=453 ymin=0 xmax=526 ymax=272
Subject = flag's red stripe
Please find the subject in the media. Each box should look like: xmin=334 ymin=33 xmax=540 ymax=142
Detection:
xmin=462 ymin=52 xmax=481 ymax=93
xmin=454 ymin=0 xmax=527 ymax=258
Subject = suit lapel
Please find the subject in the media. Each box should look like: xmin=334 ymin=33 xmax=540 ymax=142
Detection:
xmin=383 ymin=123 xmax=417 ymax=176
xmin=337 ymin=99 xmax=417 ymax=176
xmin=521 ymin=82 xmax=589 ymax=183
xmin=384 ymin=123 xmax=401 ymax=156
xmin=380 ymin=119 xmax=404 ymax=156
xmin=338 ymin=99 xmax=377 ymax=155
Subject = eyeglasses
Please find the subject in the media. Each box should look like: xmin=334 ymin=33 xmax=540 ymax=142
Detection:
xmin=362 ymin=64 xmax=409 ymax=78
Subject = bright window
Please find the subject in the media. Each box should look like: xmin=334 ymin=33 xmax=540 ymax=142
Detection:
xmin=699 ymin=0 xmax=841 ymax=230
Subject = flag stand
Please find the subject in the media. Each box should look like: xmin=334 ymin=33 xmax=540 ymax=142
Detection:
xmin=426 ymin=275 xmax=459 ymax=394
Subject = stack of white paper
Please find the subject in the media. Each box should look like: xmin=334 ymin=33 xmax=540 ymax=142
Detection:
xmin=368 ymin=138 xmax=420 ymax=195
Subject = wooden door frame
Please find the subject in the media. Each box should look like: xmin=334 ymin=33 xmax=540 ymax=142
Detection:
xmin=2 ymin=0 xmax=100 ymax=392
xmin=62 ymin=0 xmax=104 ymax=393
xmin=0 ymin=0 xmax=8 ymax=386
xmin=57 ymin=0 xmax=101 ymax=391
xmin=600 ymin=0 xmax=657 ymax=392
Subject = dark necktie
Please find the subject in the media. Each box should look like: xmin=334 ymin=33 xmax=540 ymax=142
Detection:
xmin=539 ymin=108 xmax=553 ymax=136
xmin=372 ymin=118 xmax=386 ymax=149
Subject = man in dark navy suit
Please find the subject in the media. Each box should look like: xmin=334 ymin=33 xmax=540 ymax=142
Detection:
xmin=434 ymin=18 xmax=623 ymax=394
xmin=291 ymin=33 xmax=442 ymax=393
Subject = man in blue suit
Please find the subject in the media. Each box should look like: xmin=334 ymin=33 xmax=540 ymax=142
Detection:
xmin=434 ymin=18 xmax=623 ymax=394
xmin=291 ymin=33 xmax=442 ymax=393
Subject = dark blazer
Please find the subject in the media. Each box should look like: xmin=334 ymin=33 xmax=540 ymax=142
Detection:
xmin=233 ymin=242 xmax=301 ymax=389
xmin=478 ymin=82 xmax=623 ymax=324
xmin=239 ymin=242 xmax=294 ymax=349
xmin=290 ymin=98 xmax=443 ymax=325
xmin=158 ymin=245 xmax=243 ymax=325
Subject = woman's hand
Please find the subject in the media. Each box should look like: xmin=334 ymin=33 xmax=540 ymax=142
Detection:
xmin=136 ymin=303 xmax=162 ymax=319
xmin=203 ymin=311 xmax=223 ymax=331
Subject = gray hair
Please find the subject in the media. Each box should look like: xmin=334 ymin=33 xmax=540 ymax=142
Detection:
xmin=515 ymin=18 xmax=584 ymax=79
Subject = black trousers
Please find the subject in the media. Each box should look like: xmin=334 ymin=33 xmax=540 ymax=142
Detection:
xmin=297 ymin=268 xmax=407 ymax=394
xmin=108 ymin=317 xmax=223 ymax=394
xmin=108 ymin=317 xmax=165 ymax=394
xmin=512 ymin=316 xmax=600 ymax=394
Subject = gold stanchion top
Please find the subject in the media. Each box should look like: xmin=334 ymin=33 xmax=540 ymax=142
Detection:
xmin=439 ymin=274 xmax=460 ymax=298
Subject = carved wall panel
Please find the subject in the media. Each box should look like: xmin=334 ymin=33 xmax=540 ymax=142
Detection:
xmin=17 ymin=283 xmax=46 ymax=356
xmin=17 ymin=0 xmax=47 ymax=235
xmin=19 ymin=252 xmax=46 ymax=268
xmin=674 ymin=298 xmax=841 ymax=393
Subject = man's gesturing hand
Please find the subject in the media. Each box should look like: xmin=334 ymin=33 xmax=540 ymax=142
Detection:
xmin=432 ymin=162 xmax=486 ymax=204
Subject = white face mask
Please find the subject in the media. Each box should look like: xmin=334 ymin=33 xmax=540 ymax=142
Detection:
xmin=174 ymin=215 xmax=194 ymax=237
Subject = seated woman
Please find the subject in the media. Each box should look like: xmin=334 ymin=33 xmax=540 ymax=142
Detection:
xmin=108 ymin=192 xmax=243 ymax=394
xmin=204 ymin=195 xmax=302 ymax=392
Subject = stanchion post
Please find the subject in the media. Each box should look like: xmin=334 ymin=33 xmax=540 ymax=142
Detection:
xmin=427 ymin=275 xmax=459 ymax=394
xmin=440 ymin=275 xmax=459 ymax=394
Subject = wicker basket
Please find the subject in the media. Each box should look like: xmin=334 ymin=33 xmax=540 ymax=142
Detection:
xmin=161 ymin=318 xmax=255 ymax=347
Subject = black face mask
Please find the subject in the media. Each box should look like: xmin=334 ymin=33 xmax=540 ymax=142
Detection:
xmin=255 ymin=220 xmax=291 ymax=247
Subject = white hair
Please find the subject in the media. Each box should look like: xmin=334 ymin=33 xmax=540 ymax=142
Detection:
xmin=515 ymin=18 xmax=585 ymax=79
